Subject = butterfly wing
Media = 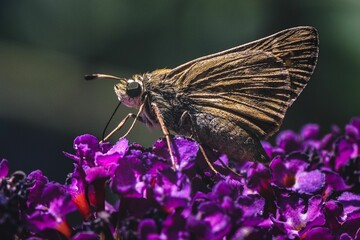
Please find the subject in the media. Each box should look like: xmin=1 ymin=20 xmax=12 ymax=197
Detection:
xmin=164 ymin=26 xmax=319 ymax=139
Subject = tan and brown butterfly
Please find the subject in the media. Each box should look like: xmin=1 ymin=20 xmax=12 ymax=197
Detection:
xmin=85 ymin=26 xmax=319 ymax=173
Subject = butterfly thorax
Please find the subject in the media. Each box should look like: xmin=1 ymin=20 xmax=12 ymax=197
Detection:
xmin=142 ymin=72 xmax=194 ymax=133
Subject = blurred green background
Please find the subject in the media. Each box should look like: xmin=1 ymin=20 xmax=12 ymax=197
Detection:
xmin=1 ymin=0 xmax=360 ymax=181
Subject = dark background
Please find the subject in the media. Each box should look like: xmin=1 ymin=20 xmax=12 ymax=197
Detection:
xmin=1 ymin=1 xmax=359 ymax=182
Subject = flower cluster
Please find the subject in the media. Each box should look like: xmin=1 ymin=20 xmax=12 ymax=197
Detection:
xmin=1 ymin=119 xmax=359 ymax=239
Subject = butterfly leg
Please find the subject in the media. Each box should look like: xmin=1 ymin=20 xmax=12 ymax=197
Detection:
xmin=179 ymin=111 xmax=219 ymax=174
xmin=101 ymin=113 xmax=136 ymax=142
xmin=120 ymin=99 xmax=146 ymax=139
xmin=102 ymin=97 xmax=147 ymax=142
xmin=151 ymin=103 xmax=177 ymax=170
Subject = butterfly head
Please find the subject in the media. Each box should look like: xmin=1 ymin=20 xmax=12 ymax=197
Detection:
xmin=114 ymin=74 xmax=144 ymax=108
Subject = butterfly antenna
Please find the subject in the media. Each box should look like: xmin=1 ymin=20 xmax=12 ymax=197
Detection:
xmin=84 ymin=74 xmax=126 ymax=83
xmin=102 ymin=102 xmax=122 ymax=141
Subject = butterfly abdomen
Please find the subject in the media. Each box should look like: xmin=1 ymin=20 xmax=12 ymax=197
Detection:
xmin=193 ymin=112 xmax=269 ymax=163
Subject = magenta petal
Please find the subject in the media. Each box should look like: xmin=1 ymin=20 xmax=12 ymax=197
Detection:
xmin=323 ymin=169 xmax=351 ymax=192
xmin=74 ymin=134 xmax=100 ymax=161
xmin=339 ymin=233 xmax=354 ymax=240
xmin=71 ymin=232 xmax=99 ymax=240
xmin=304 ymin=195 xmax=326 ymax=225
xmin=338 ymin=192 xmax=360 ymax=219
xmin=324 ymin=200 xmax=343 ymax=232
xmin=111 ymin=155 xmax=145 ymax=198
xmin=198 ymin=202 xmax=232 ymax=238
xmin=304 ymin=227 xmax=333 ymax=240
xmin=95 ymin=138 xmax=128 ymax=167
xmin=186 ymin=216 xmax=211 ymax=239
xmin=237 ymin=194 xmax=265 ymax=218
xmin=341 ymin=218 xmax=360 ymax=240
xmin=335 ymin=139 xmax=356 ymax=170
xmin=138 ymin=219 xmax=158 ymax=240
xmin=301 ymin=123 xmax=320 ymax=140
xmin=211 ymin=180 xmax=240 ymax=201
xmin=154 ymin=169 xmax=191 ymax=210
xmin=347 ymin=117 xmax=360 ymax=140
xmin=26 ymin=170 xmax=49 ymax=205
xmin=346 ymin=124 xmax=360 ymax=141
xmin=270 ymin=156 xmax=288 ymax=186
xmin=48 ymin=194 xmax=77 ymax=216
xmin=153 ymin=136 xmax=198 ymax=169
xmin=85 ymin=166 xmax=111 ymax=183
xmin=276 ymin=130 xmax=302 ymax=153
xmin=162 ymin=211 xmax=187 ymax=239
xmin=0 ymin=159 xmax=9 ymax=178
xmin=26 ymin=212 xmax=58 ymax=231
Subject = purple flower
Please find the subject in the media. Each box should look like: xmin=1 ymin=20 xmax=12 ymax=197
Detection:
xmin=26 ymin=183 xmax=77 ymax=238
xmin=272 ymin=194 xmax=326 ymax=238
xmin=3 ymin=118 xmax=360 ymax=239
xmin=64 ymin=135 xmax=129 ymax=218
xmin=270 ymin=156 xmax=325 ymax=194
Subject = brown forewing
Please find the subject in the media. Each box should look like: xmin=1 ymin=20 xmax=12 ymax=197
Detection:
xmin=160 ymin=26 xmax=319 ymax=139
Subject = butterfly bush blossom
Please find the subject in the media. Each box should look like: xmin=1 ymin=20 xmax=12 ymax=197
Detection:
xmin=1 ymin=119 xmax=360 ymax=240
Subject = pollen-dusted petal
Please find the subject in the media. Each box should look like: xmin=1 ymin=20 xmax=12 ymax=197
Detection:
xmin=294 ymin=170 xmax=325 ymax=194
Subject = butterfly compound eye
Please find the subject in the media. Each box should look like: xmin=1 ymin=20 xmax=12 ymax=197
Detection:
xmin=126 ymin=81 xmax=142 ymax=97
